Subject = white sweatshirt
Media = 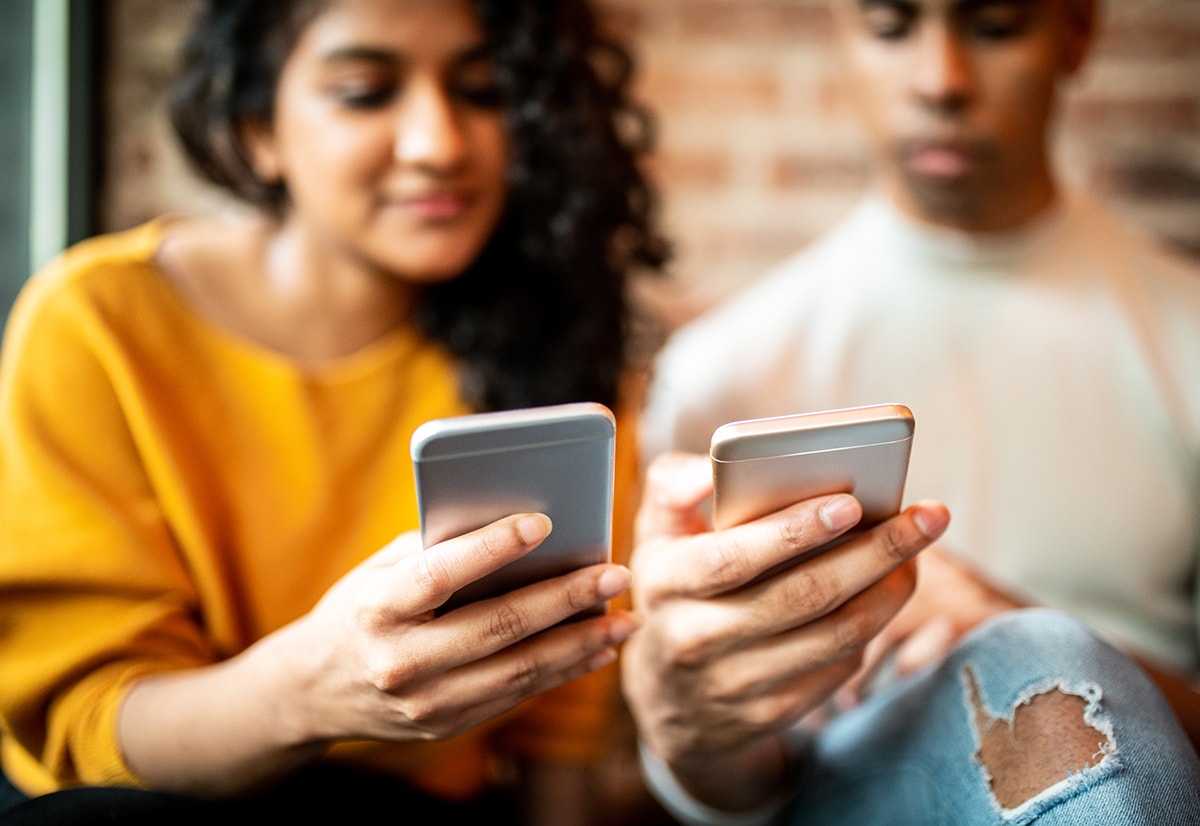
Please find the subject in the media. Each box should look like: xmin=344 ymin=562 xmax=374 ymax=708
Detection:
xmin=643 ymin=192 xmax=1200 ymax=672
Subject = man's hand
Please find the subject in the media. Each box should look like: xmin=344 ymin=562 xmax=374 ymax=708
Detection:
xmin=620 ymin=453 xmax=949 ymax=813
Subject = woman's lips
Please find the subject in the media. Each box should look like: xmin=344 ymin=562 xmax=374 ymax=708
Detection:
xmin=397 ymin=191 xmax=471 ymax=220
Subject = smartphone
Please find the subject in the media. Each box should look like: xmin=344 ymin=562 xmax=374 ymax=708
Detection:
xmin=711 ymin=403 xmax=915 ymax=558
xmin=411 ymin=401 xmax=616 ymax=616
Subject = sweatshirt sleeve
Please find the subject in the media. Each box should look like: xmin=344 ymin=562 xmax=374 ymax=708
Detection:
xmin=0 ymin=257 xmax=217 ymax=792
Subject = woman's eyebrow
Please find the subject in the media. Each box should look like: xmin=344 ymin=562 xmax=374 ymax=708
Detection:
xmin=859 ymin=0 xmax=916 ymax=13
xmin=321 ymin=45 xmax=396 ymax=66
xmin=319 ymin=41 xmax=494 ymax=68
xmin=452 ymin=41 xmax=497 ymax=69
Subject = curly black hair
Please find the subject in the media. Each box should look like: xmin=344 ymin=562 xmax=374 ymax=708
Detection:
xmin=169 ymin=0 xmax=668 ymax=412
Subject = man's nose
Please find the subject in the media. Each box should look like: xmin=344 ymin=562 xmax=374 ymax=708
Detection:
xmin=910 ymin=24 xmax=975 ymax=114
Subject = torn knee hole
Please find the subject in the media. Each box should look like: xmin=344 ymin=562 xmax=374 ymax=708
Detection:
xmin=964 ymin=667 xmax=1111 ymax=810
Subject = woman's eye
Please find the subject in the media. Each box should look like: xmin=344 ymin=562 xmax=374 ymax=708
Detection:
xmin=863 ymin=7 xmax=915 ymax=40
xmin=330 ymin=80 xmax=395 ymax=109
xmin=452 ymin=59 xmax=503 ymax=109
xmin=453 ymin=81 xmax=503 ymax=109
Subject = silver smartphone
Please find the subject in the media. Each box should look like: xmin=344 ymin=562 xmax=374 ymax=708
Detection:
xmin=411 ymin=401 xmax=616 ymax=615
xmin=711 ymin=403 xmax=915 ymax=559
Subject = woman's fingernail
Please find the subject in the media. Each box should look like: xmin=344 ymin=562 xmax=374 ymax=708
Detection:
xmin=517 ymin=514 xmax=552 ymax=544
xmin=607 ymin=612 xmax=642 ymax=644
xmin=598 ymin=566 xmax=633 ymax=600
xmin=819 ymin=495 xmax=860 ymax=532
xmin=587 ymin=648 xmax=618 ymax=672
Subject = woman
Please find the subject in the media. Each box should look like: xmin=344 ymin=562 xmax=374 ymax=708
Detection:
xmin=0 ymin=0 xmax=666 ymax=822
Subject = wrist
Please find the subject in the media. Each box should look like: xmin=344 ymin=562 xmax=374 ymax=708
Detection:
xmin=638 ymin=730 xmax=810 ymax=826
xmin=242 ymin=618 xmax=337 ymax=749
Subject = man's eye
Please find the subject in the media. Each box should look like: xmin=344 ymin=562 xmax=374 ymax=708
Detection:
xmin=863 ymin=7 xmax=915 ymax=40
xmin=965 ymin=7 xmax=1034 ymax=40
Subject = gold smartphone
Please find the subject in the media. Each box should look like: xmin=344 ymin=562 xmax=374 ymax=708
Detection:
xmin=711 ymin=403 xmax=915 ymax=558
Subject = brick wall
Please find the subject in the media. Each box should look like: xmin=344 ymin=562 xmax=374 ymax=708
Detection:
xmin=99 ymin=0 xmax=1200 ymax=330
xmin=611 ymin=0 xmax=1200 ymax=326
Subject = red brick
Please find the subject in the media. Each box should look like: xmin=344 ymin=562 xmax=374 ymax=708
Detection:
xmin=678 ymin=0 xmax=832 ymax=42
xmin=639 ymin=67 xmax=783 ymax=114
xmin=771 ymin=154 xmax=868 ymax=191
xmin=1094 ymin=158 xmax=1200 ymax=203
xmin=1092 ymin=18 xmax=1200 ymax=60
xmin=1065 ymin=97 xmax=1199 ymax=131
xmin=647 ymin=150 xmax=734 ymax=189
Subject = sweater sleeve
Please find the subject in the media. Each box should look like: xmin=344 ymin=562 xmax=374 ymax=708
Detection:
xmin=0 ymin=256 xmax=218 ymax=792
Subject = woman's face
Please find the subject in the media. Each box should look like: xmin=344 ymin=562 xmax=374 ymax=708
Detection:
xmin=247 ymin=0 xmax=510 ymax=283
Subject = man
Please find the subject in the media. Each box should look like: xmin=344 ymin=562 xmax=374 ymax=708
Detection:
xmin=623 ymin=1 xmax=1200 ymax=823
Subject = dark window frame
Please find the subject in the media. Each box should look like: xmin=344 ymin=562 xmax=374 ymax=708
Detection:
xmin=0 ymin=0 xmax=100 ymax=327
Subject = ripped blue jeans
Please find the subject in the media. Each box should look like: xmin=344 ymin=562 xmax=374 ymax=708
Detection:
xmin=782 ymin=609 xmax=1200 ymax=825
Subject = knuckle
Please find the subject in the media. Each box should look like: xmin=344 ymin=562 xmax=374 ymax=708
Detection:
xmin=708 ymin=668 xmax=758 ymax=704
xmin=351 ymin=599 xmax=391 ymax=634
xmin=706 ymin=539 xmax=753 ymax=590
xmin=364 ymin=649 xmax=417 ymax=693
xmin=565 ymin=573 xmax=604 ymax=614
xmin=776 ymin=517 xmax=821 ymax=557
xmin=411 ymin=552 xmax=452 ymax=603
xmin=661 ymin=618 xmax=721 ymax=669
xmin=499 ymin=656 xmax=546 ymax=697
xmin=474 ymin=528 xmax=510 ymax=565
xmin=830 ymin=610 xmax=876 ymax=661
xmin=783 ymin=566 xmax=840 ymax=617
xmin=634 ymin=557 xmax=678 ymax=608
xmin=486 ymin=601 xmax=531 ymax=643
xmin=876 ymin=521 xmax=915 ymax=563
xmin=395 ymin=696 xmax=433 ymax=725
xmin=743 ymin=696 xmax=794 ymax=733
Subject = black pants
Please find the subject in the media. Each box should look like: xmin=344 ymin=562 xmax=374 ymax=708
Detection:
xmin=0 ymin=763 xmax=521 ymax=825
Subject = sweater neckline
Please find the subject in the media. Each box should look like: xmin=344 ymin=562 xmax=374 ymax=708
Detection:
xmin=132 ymin=217 xmax=436 ymax=385
xmin=859 ymin=191 xmax=1070 ymax=270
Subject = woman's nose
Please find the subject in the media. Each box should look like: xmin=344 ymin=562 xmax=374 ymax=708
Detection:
xmin=394 ymin=77 xmax=468 ymax=171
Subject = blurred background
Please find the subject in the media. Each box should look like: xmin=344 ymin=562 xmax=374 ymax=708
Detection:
xmin=2 ymin=0 xmax=1198 ymax=333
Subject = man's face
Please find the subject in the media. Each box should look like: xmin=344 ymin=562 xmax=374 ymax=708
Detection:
xmin=830 ymin=0 xmax=1093 ymax=231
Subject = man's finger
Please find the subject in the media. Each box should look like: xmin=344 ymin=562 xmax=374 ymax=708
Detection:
xmin=635 ymin=452 xmax=715 ymax=540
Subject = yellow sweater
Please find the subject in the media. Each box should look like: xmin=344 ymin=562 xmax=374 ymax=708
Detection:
xmin=0 ymin=220 xmax=638 ymax=799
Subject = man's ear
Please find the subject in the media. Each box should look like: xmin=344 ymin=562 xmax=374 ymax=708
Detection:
xmin=1061 ymin=0 xmax=1098 ymax=75
xmin=239 ymin=117 xmax=283 ymax=183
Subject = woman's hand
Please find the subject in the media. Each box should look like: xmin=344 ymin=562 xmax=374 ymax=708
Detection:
xmin=619 ymin=453 xmax=949 ymax=814
xmin=119 ymin=513 xmax=637 ymax=796
xmin=295 ymin=512 xmax=637 ymax=742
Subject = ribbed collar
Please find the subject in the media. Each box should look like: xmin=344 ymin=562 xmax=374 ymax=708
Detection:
xmin=855 ymin=190 xmax=1071 ymax=270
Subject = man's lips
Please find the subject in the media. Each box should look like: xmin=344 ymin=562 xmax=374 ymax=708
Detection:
xmin=905 ymin=142 xmax=975 ymax=178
